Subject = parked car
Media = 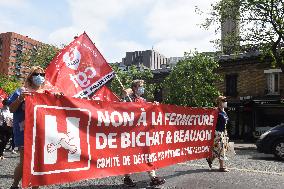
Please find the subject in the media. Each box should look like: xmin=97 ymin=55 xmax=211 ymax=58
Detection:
xmin=256 ymin=123 xmax=284 ymax=160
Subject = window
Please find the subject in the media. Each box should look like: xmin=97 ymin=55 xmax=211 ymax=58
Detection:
xmin=266 ymin=73 xmax=280 ymax=95
xmin=226 ymin=74 xmax=238 ymax=96
xmin=16 ymin=44 xmax=23 ymax=51
xmin=264 ymin=69 xmax=281 ymax=95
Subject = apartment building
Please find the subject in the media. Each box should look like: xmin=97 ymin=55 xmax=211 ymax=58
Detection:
xmin=0 ymin=32 xmax=42 ymax=79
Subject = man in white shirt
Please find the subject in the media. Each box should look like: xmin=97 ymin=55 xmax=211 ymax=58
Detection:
xmin=0 ymin=98 xmax=14 ymax=159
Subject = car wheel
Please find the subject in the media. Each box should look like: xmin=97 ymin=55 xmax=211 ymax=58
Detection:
xmin=273 ymin=140 xmax=284 ymax=161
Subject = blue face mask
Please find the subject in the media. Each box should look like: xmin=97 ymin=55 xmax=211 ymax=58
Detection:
xmin=136 ymin=87 xmax=145 ymax=96
xmin=32 ymin=75 xmax=45 ymax=86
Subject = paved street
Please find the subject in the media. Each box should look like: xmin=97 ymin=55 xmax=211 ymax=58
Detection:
xmin=0 ymin=143 xmax=283 ymax=189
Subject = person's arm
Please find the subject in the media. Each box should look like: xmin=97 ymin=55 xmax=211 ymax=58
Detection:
xmin=121 ymin=88 xmax=133 ymax=102
xmin=7 ymin=89 xmax=23 ymax=113
xmin=8 ymin=95 xmax=24 ymax=113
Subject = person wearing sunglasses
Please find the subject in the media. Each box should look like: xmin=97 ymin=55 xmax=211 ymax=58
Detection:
xmin=7 ymin=66 xmax=53 ymax=189
xmin=206 ymin=96 xmax=230 ymax=172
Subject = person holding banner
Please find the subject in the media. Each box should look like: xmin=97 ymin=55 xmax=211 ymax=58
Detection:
xmin=206 ymin=96 xmax=230 ymax=172
xmin=8 ymin=66 xmax=61 ymax=189
xmin=122 ymin=79 xmax=166 ymax=187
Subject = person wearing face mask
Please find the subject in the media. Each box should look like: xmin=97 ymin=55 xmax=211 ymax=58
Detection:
xmin=122 ymin=80 xmax=146 ymax=103
xmin=7 ymin=66 xmax=49 ymax=189
xmin=122 ymin=80 xmax=166 ymax=187
xmin=206 ymin=96 xmax=230 ymax=172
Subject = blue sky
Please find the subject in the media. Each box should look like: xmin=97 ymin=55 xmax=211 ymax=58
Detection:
xmin=0 ymin=0 xmax=218 ymax=63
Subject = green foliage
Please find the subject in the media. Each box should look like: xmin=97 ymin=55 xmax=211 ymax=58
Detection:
xmin=0 ymin=74 xmax=21 ymax=95
xmin=109 ymin=65 xmax=156 ymax=101
xmin=204 ymin=0 xmax=284 ymax=66
xmin=162 ymin=52 xmax=221 ymax=107
xmin=19 ymin=44 xmax=59 ymax=69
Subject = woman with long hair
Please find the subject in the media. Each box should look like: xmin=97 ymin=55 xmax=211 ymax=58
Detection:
xmin=8 ymin=66 xmax=52 ymax=189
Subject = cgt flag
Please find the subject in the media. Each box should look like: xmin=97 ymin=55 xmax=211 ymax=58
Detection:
xmin=91 ymin=86 xmax=120 ymax=102
xmin=0 ymin=88 xmax=8 ymax=108
xmin=45 ymin=32 xmax=115 ymax=98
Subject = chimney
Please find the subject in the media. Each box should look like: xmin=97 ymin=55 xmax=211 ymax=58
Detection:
xmin=221 ymin=0 xmax=240 ymax=55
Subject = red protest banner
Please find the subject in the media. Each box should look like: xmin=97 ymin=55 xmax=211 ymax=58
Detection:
xmin=0 ymin=88 xmax=8 ymax=108
xmin=45 ymin=32 xmax=114 ymax=98
xmin=91 ymin=86 xmax=120 ymax=102
xmin=23 ymin=93 xmax=217 ymax=188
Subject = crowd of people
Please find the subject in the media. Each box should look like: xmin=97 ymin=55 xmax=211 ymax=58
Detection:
xmin=0 ymin=65 xmax=231 ymax=188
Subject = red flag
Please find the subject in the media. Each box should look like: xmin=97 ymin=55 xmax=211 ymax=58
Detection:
xmin=0 ymin=88 xmax=8 ymax=108
xmin=91 ymin=86 xmax=120 ymax=102
xmin=45 ymin=32 xmax=114 ymax=98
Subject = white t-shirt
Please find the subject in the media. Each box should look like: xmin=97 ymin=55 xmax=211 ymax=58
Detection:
xmin=0 ymin=107 xmax=13 ymax=127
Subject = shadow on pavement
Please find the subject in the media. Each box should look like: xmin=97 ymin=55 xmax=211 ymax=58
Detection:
xmin=234 ymin=149 xmax=257 ymax=156
xmin=59 ymin=180 xmax=153 ymax=189
xmin=57 ymin=169 xmax=210 ymax=189
xmin=163 ymin=168 xmax=211 ymax=180
xmin=249 ymin=155 xmax=281 ymax=162
xmin=59 ymin=185 xmax=127 ymax=189
xmin=0 ymin=174 xmax=13 ymax=179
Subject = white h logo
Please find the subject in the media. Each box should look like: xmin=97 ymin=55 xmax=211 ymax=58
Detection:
xmin=44 ymin=115 xmax=81 ymax=164
xmin=32 ymin=105 xmax=91 ymax=175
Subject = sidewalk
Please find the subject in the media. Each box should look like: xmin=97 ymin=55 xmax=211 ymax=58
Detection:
xmin=231 ymin=140 xmax=257 ymax=150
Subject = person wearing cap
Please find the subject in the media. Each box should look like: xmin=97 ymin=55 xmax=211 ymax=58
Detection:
xmin=121 ymin=79 xmax=166 ymax=187
xmin=206 ymin=96 xmax=230 ymax=172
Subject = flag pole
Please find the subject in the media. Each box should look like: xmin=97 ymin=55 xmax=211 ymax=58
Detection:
xmin=115 ymin=75 xmax=132 ymax=102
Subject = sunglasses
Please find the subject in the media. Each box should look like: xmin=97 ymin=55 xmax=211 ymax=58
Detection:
xmin=32 ymin=72 xmax=45 ymax=77
xmin=221 ymin=99 xmax=227 ymax=102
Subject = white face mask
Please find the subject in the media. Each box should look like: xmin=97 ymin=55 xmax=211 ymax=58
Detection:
xmin=136 ymin=87 xmax=145 ymax=96
xmin=32 ymin=75 xmax=45 ymax=86
xmin=222 ymin=102 xmax=228 ymax=108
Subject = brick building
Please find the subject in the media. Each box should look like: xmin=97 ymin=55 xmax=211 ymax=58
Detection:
xmin=149 ymin=51 xmax=284 ymax=140
xmin=216 ymin=52 xmax=284 ymax=140
xmin=0 ymin=32 xmax=42 ymax=79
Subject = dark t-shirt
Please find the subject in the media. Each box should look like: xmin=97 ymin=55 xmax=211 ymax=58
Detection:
xmin=215 ymin=110 xmax=229 ymax=132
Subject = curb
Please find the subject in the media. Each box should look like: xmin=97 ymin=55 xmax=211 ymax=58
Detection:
xmin=233 ymin=143 xmax=257 ymax=150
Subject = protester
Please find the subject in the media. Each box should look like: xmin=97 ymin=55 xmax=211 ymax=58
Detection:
xmin=206 ymin=95 xmax=230 ymax=172
xmin=0 ymin=98 xmax=13 ymax=159
xmin=122 ymin=79 xmax=166 ymax=187
xmin=8 ymin=66 xmax=62 ymax=189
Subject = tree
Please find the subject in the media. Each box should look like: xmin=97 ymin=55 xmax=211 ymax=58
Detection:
xmin=0 ymin=74 xmax=21 ymax=95
xmin=204 ymin=0 xmax=284 ymax=67
xmin=162 ymin=52 xmax=221 ymax=107
xmin=19 ymin=44 xmax=60 ymax=69
xmin=109 ymin=65 xmax=157 ymax=101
